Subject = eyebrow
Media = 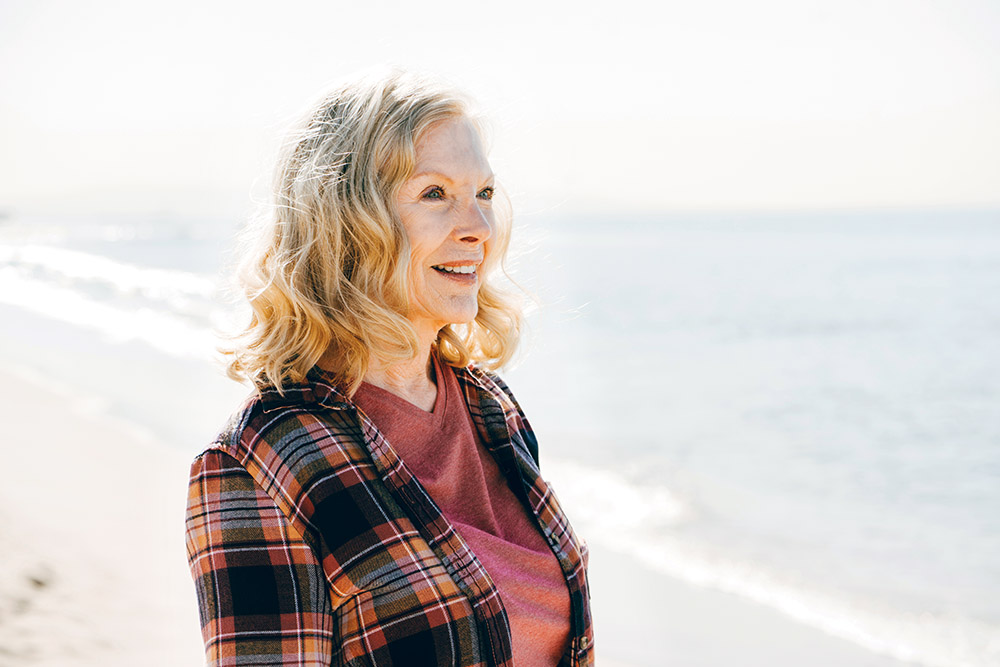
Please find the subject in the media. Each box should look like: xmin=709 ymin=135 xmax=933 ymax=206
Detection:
xmin=410 ymin=170 xmax=495 ymax=184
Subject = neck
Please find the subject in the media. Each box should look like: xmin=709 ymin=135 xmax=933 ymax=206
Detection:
xmin=364 ymin=331 xmax=439 ymax=412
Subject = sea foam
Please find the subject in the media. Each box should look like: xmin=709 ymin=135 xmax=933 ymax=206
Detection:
xmin=546 ymin=457 xmax=1000 ymax=667
xmin=0 ymin=267 xmax=217 ymax=361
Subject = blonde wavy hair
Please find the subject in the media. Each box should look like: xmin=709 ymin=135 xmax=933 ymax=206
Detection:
xmin=224 ymin=70 xmax=522 ymax=395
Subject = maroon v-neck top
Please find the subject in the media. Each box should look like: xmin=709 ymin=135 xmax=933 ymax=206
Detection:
xmin=353 ymin=355 xmax=571 ymax=666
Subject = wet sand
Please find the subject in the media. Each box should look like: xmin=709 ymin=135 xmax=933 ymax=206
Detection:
xmin=0 ymin=368 xmax=913 ymax=666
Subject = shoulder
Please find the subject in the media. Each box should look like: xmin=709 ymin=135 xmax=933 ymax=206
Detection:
xmin=455 ymin=364 xmax=540 ymax=466
xmin=188 ymin=376 xmax=382 ymax=555
xmin=190 ymin=375 xmax=375 ymax=510
xmin=203 ymin=376 xmax=363 ymax=464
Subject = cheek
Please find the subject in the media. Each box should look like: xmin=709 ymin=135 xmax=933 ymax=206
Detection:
xmin=405 ymin=225 xmax=440 ymax=266
xmin=406 ymin=255 xmax=435 ymax=305
xmin=406 ymin=261 xmax=425 ymax=294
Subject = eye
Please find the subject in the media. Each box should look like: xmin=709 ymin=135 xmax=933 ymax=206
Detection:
xmin=422 ymin=186 xmax=444 ymax=200
xmin=477 ymin=187 xmax=495 ymax=201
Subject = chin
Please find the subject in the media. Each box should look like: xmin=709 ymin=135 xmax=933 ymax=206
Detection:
xmin=445 ymin=315 xmax=478 ymax=328
xmin=418 ymin=296 xmax=481 ymax=332
xmin=438 ymin=308 xmax=479 ymax=329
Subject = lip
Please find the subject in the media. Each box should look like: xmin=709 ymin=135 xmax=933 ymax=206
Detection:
xmin=430 ymin=260 xmax=481 ymax=283
xmin=431 ymin=260 xmax=482 ymax=268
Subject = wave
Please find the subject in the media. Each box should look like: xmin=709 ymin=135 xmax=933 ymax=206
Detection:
xmin=0 ymin=243 xmax=248 ymax=361
xmin=0 ymin=268 xmax=217 ymax=361
xmin=546 ymin=457 xmax=1000 ymax=667
xmin=5 ymin=238 xmax=999 ymax=667
xmin=0 ymin=243 xmax=218 ymax=303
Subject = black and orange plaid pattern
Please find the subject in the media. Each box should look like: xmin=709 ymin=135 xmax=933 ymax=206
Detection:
xmin=185 ymin=364 xmax=594 ymax=666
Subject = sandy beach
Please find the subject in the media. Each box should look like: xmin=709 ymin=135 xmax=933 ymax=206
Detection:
xmin=0 ymin=369 xmax=204 ymax=666
xmin=2 ymin=1 xmax=998 ymax=663
xmin=0 ymin=366 xmax=918 ymax=667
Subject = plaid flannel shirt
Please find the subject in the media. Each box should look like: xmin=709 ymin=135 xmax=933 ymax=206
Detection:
xmin=185 ymin=364 xmax=594 ymax=666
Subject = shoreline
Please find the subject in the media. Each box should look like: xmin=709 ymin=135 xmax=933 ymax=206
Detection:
xmin=0 ymin=366 xmax=916 ymax=667
xmin=587 ymin=539 xmax=914 ymax=667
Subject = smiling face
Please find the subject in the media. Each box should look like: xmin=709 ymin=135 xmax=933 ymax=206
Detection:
xmin=396 ymin=116 xmax=495 ymax=341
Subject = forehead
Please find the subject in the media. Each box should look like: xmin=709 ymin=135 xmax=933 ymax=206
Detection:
xmin=411 ymin=117 xmax=491 ymax=177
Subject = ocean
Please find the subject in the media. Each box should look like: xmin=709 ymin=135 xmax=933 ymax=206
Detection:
xmin=1 ymin=208 xmax=997 ymax=666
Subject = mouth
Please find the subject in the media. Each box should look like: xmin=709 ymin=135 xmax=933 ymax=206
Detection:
xmin=432 ymin=264 xmax=477 ymax=275
xmin=431 ymin=262 xmax=480 ymax=281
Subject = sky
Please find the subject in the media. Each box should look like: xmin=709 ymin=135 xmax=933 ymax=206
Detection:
xmin=0 ymin=0 xmax=998 ymax=220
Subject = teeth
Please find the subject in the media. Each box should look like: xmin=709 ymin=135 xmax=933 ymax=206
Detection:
xmin=434 ymin=265 xmax=476 ymax=274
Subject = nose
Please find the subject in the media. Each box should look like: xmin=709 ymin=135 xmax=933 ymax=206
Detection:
xmin=454 ymin=198 xmax=493 ymax=245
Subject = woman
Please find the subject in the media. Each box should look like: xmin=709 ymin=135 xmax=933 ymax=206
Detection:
xmin=184 ymin=71 xmax=593 ymax=667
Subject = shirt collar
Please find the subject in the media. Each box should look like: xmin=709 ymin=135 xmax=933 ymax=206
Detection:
xmin=256 ymin=360 xmax=507 ymax=415
xmin=258 ymin=366 xmax=354 ymax=413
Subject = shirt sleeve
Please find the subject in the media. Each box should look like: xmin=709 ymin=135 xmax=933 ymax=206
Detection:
xmin=185 ymin=449 xmax=335 ymax=666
